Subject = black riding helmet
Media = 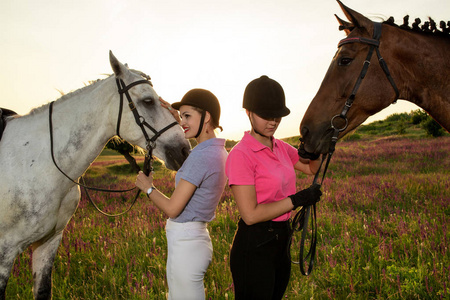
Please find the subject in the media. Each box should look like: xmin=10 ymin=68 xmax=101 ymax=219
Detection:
xmin=243 ymin=75 xmax=290 ymax=119
xmin=172 ymin=89 xmax=221 ymax=138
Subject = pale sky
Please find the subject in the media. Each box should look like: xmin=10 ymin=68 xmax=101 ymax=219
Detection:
xmin=1 ymin=0 xmax=448 ymax=140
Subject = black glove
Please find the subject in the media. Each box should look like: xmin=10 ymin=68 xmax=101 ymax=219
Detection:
xmin=298 ymin=142 xmax=320 ymax=160
xmin=289 ymin=184 xmax=322 ymax=209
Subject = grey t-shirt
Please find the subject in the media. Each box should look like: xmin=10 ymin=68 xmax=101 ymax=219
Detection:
xmin=171 ymin=138 xmax=228 ymax=223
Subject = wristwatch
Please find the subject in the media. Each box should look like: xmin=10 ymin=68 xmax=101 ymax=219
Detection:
xmin=147 ymin=186 xmax=155 ymax=196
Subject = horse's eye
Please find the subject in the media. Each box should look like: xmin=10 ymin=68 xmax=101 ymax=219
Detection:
xmin=339 ymin=57 xmax=353 ymax=66
xmin=142 ymin=98 xmax=154 ymax=105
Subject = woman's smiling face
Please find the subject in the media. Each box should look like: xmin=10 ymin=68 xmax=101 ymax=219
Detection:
xmin=179 ymin=105 xmax=202 ymax=139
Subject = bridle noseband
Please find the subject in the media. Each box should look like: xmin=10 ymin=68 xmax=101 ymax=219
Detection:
xmin=291 ymin=22 xmax=399 ymax=276
xmin=49 ymin=76 xmax=178 ymax=217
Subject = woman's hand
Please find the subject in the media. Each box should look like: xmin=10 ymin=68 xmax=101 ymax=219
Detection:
xmin=289 ymin=184 xmax=322 ymax=210
xmin=135 ymin=171 xmax=154 ymax=193
xmin=159 ymin=97 xmax=181 ymax=123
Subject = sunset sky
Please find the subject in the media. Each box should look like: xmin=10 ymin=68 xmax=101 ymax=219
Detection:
xmin=1 ymin=0 xmax=448 ymax=140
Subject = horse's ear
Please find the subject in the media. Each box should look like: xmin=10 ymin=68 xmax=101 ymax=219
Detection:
xmin=335 ymin=14 xmax=354 ymax=35
xmin=109 ymin=50 xmax=128 ymax=77
xmin=337 ymin=0 xmax=373 ymax=34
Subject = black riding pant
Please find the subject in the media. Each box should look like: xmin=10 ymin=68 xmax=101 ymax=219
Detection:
xmin=230 ymin=218 xmax=291 ymax=300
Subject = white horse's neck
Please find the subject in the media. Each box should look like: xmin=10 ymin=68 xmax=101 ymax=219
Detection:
xmin=44 ymin=76 xmax=119 ymax=178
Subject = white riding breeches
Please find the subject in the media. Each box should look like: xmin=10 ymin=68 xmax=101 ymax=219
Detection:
xmin=165 ymin=219 xmax=213 ymax=300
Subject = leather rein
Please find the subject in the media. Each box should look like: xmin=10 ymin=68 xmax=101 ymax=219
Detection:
xmin=49 ymin=77 xmax=177 ymax=217
xmin=291 ymin=22 xmax=399 ymax=275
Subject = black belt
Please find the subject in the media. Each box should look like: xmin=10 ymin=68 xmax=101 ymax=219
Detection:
xmin=238 ymin=218 xmax=290 ymax=230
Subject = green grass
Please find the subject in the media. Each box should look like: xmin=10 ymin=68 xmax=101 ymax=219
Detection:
xmin=7 ymin=135 xmax=449 ymax=299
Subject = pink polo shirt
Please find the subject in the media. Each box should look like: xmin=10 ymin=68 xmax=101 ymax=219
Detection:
xmin=226 ymin=131 xmax=299 ymax=222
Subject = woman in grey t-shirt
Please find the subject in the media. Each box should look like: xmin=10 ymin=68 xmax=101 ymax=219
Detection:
xmin=135 ymin=89 xmax=227 ymax=300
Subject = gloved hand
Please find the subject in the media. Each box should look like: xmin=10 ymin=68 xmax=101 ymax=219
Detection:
xmin=289 ymin=184 xmax=322 ymax=209
xmin=298 ymin=142 xmax=320 ymax=160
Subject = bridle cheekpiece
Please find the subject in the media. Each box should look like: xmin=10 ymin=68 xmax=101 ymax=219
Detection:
xmin=115 ymin=78 xmax=178 ymax=173
xmin=331 ymin=22 xmax=399 ymax=146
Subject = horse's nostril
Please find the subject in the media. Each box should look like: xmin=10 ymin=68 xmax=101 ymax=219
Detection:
xmin=300 ymin=126 xmax=309 ymax=139
xmin=182 ymin=146 xmax=190 ymax=159
xmin=164 ymin=145 xmax=190 ymax=171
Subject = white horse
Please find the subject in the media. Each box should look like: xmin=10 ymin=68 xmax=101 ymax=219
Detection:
xmin=0 ymin=51 xmax=190 ymax=300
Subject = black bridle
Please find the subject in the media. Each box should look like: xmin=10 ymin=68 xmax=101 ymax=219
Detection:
xmin=291 ymin=22 xmax=399 ymax=276
xmin=115 ymin=78 xmax=178 ymax=154
xmin=49 ymin=76 xmax=177 ymax=217
xmin=331 ymin=22 xmax=399 ymax=147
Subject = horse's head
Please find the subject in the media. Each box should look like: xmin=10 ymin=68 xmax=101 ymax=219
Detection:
xmin=109 ymin=51 xmax=190 ymax=170
xmin=300 ymin=0 xmax=399 ymax=155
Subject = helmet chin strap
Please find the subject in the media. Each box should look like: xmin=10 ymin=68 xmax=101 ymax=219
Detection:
xmin=253 ymin=126 xmax=269 ymax=138
xmin=195 ymin=110 xmax=206 ymax=138
xmin=248 ymin=113 xmax=269 ymax=138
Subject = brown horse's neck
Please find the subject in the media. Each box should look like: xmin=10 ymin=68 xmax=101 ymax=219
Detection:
xmin=389 ymin=26 xmax=450 ymax=130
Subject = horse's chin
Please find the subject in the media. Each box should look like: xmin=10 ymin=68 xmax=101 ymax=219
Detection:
xmin=165 ymin=159 xmax=181 ymax=171
xmin=304 ymin=141 xmax=329 ymax=156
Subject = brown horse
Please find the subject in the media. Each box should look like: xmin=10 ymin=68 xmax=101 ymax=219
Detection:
xmin=299 ymin=0 xmax=450 ymax=155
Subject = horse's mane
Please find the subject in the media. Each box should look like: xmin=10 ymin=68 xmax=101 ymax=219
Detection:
xmin=339 ymin=14 xmax=450 ymax=39
xmin=27 ymin=69 xmax=151 ymax=116
xmin=27 ymin=76 xmax=109 ymax=116
xmin=384 ymin=15 xmax=450 ymax=38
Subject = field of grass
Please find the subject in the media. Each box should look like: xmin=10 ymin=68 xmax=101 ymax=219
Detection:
xmin=6 ymin=135 xmax=450 ymax=299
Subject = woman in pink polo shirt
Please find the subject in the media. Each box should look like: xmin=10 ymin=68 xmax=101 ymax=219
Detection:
xmin=225 ymin=76 xmax=322 ymax=300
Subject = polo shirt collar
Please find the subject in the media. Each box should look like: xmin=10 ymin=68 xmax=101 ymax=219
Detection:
xmin=243 ymin=131 xmax=279 ymax=152
xmin=192 ymin=137 xmax=225 ymax=153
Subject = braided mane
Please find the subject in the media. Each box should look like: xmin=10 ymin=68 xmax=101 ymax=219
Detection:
xmin=385 ymin=15 xmax=450 ymax=38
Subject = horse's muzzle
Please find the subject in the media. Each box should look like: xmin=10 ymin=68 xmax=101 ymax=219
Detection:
xmin=165 ymin=145 xmax=190 ymax=171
